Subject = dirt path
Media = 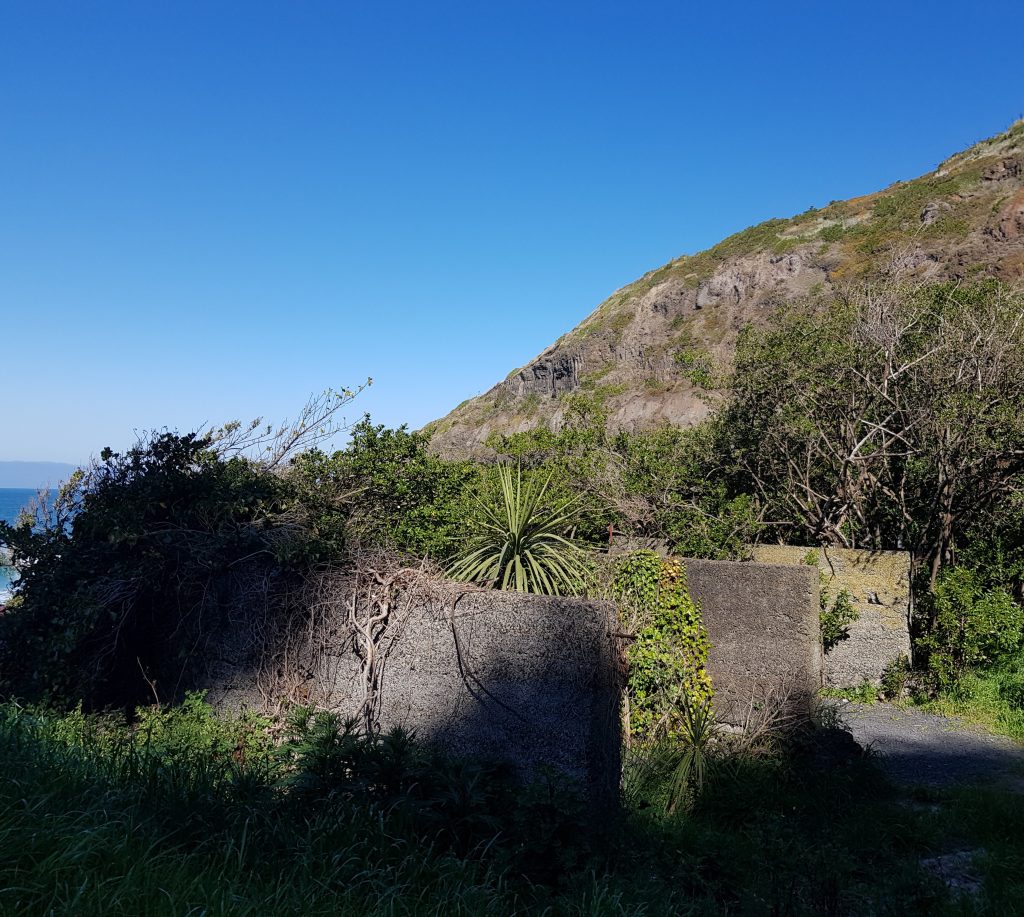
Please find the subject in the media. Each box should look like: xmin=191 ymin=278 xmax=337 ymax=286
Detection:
xmin=840 ymin=701 xmax=1024 ymax=788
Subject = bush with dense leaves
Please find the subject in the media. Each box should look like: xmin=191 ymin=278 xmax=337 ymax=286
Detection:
xmin=917 ymin=566 xmax=1024 ymax=688
xmin=0 ymin=432 xmax=303 ymax=707
xmin=288 ymin=418 xmax=477 ymax=559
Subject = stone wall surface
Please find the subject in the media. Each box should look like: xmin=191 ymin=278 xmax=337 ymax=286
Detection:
xmin=199 ymin=556 xmax=846 ymax=794
xmin=373 ymin=592 xmax=623 ymax=805
xmin=199 ymin=590 xmax=623 ymax=807
xmin=683 ymin=559 xmax=824 ymax=724
xmin=749 ymin=545 xmax=912 ymax=688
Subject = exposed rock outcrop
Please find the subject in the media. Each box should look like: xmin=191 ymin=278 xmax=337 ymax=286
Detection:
xmin=427 ymin=122 xmax=1024 ymax=457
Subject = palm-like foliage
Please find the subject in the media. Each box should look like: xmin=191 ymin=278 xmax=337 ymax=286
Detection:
xmin=447 ymin=463 xmax=589 ymax=595
xmin=665 ymin=696 xmax=717 ymax=814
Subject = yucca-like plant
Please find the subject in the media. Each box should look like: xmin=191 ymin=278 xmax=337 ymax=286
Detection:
xmin=447 ymin=463 xmax=589 ymax=596
xmin=665 ymin=695 xmax=717 ymax=814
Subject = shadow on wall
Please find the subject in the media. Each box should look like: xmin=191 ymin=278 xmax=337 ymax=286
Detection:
xmin=184 ymin=555 xmax=833 ymax=805
xmin=191 ymin=570 xmax=624 ymax=811
xmin=398 ymin=592 xmax=623 ymax=809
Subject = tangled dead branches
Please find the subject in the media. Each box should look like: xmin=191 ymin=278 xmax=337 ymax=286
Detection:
xmin=249 ymin=551 xmax=477 ymax=731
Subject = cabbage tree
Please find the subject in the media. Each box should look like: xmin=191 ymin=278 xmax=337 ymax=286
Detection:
xmin=448 ymin=463 xmax=589 ymax=595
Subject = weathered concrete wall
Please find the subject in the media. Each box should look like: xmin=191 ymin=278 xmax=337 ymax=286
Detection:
xmin=684 ymin=559 xmax=823 ymax=725
xmin=201 ymin=590 xmax=623 ymax=807
xmin=750 ymin=545 xmax=912 ymax=688
xmin=382 ymin=593 xmax=622 ymax=804
xmin=199 ymin=554 xmax=834 ymax=792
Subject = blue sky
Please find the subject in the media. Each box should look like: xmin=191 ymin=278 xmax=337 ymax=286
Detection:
xmin=2 ymin=1 xmax=1022 ymax=464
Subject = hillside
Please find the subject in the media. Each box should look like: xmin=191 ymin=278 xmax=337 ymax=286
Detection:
xmin=427 ymin=121 xmax=1024 ymax=456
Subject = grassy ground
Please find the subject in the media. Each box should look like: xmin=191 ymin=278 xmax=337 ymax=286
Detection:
xmin=917 ymin=659 xmax=1024 ymax=743
xmin=2 ymin=700 xmax=1024 ymax=915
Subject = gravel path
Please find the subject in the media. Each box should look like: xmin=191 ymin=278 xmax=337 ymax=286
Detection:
xmin=840 ymin=702 xmax=1024 ymax=788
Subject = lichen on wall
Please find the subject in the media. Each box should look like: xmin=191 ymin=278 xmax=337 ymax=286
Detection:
xmin=750 ymin=545 xmax=912 ymax=688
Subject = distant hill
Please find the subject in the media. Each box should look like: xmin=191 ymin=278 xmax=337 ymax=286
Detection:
xmin=427 ymin=120 xmax=1024 ymax=456
xmin=0 ymin=462 xmax=78 ymax=489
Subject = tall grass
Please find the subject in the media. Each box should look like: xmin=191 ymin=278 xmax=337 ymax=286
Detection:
xmin=918 ymin=655 xmax=1024 ymax=742
xmin=0 ymin=699 xmax=666 ymax=916
xmin=4 ymin=697 xmax=1024 ymax=915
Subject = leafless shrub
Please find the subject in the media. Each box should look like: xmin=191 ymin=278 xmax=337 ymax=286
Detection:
xmin=207 ymin=382 xmax=372 ymax=469
xmin=239 ymin=551 xmax=477 ymax=730
xmin=721 ymin=675 xmax=813 ymax=756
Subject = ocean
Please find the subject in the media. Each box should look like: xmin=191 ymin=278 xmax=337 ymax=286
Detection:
xmin=0 ymin=487 xmax=45 ymax=599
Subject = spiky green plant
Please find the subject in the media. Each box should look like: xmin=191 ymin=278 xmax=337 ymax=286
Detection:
xmin=665 ymin=695 xmax=717 ymax=814
xmin=447 ymin=463 xmax=589 ymax=595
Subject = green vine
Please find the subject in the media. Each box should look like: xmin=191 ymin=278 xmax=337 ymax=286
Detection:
xmin=802 ymin=551 xmax=859 ymax=652
xmin=614 ymin=551 xmax=713 ymax=739
xmin=820 ymin=581 xmax=857 ymax=652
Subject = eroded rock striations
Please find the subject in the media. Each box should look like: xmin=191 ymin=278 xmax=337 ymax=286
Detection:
xmin=427 ymin=121 xmax=1024 ymax=456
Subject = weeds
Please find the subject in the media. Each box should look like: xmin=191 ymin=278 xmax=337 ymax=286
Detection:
xmin=915 ymin=657 xmax=1024 ymax=743
xmin=3 ymin=696 xmax=1024 ymax=914
xmin=665 ymin=697 xmax=716 ymax=813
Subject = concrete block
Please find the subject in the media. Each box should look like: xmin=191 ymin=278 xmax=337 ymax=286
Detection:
xmin=750 ymin=545 xmax=912 ymax=688
xmin=684 ymin=558 xmax=823 ymax=725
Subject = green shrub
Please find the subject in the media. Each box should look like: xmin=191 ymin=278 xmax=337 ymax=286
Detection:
xmin=132 ymin=691 xmax=273 ymax=773
xmin=818 ymin=222 xmax=847 ymax=242
xmin=664 ymin=696 xmax=716 ymax=814
xmin=880 ymin=654 xmax=912 ymax=701
xmin=287 ymin=418 xmax=477 ymax=559
xmin=613 ymin=423 xmax=761 ymax=560
xmin=917 ymin=566 xmax=1024 ymax=688
xmin=614 ymin=551 xmax=713 ymax=739
xmin=915 ymin=652 xmax=1024 ymax=742
xmin=0 ymin=433 xmax=297 ymax=707
xmin=999 ymin=676 xmax=1024 ymax=711
xmin=820 ymin=584 xmax=858 ymax=652
xmin=673 ymin=344 xmax=719 ymax=388
xmin=801 ymin=551 xmax=860 ymax=653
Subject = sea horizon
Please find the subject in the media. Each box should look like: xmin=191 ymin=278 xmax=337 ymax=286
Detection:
xmin=0 ymin=487 xmax=47 ymax=599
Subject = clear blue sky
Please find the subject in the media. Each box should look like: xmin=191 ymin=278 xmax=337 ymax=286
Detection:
xmin=2 ymin=1 xmax=1022 ymax=464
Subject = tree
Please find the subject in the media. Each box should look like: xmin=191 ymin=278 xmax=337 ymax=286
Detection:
xmin=609 ymin=423 xmax=761 ymax=559
xmin=287 ymin=419 xmax=477 ymax=559
xmin=489 ymin=396 xmax=759 ymax=559
xmin=724 ymin=274 xmax=1024 ymax=587
xmin=447 ymin=463 xmax=590 ymax=595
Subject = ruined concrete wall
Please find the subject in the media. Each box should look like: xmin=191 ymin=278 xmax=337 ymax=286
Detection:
xmin=378 ymin=592 xmax=622 ymax=805
xmin=683 ymin=559 xmax=823 ymax=725
xmin=750 ymin=545 xmax=912 ymax=688
xmin=200 ymin=589 xmax=623 ymax=807
xmin=198 ymin=554 xmax=836 ymax=793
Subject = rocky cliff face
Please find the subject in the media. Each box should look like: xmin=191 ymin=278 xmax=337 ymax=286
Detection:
xmin=427 ymin=122 xmax=1024 ymax=457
